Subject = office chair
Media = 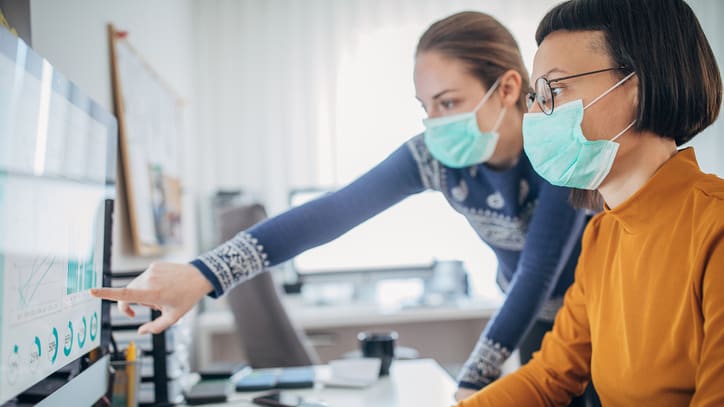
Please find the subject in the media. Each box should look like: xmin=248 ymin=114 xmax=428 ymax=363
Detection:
xmin=215 ymin=202 xmax=320 ymax=368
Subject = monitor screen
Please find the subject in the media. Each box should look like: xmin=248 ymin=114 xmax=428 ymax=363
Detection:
xmin=289 ymin=189 xmax=490 ymax=274
xmin=0 ymin=26 xmax=116 ymax=404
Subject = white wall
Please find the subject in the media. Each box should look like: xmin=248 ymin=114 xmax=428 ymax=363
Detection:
xmin=686 ymin=0 xmax=724 ymax=176
xmin=30 ymin=0 xmax=200 ymax=271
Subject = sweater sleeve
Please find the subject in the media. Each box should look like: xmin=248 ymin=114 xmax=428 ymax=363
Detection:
xmin=191 ymin=140 xmax=426 ymax=297
xmin=691 ymin=231 xmax=724 ymax=406
xmin=458 ymin=253 xmax=593 ymax=407
xmin=457 ymin=182 xmax=588 ymax=390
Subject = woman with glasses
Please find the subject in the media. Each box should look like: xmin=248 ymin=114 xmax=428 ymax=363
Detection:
xmin=91 ymin=12 xmax=589 ymax=401
xmin=459 ymin=0 xmax=724 ymax=405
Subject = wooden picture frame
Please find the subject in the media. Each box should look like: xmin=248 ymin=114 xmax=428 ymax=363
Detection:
xmin=108 ymin=24 xmax=184 ymax=256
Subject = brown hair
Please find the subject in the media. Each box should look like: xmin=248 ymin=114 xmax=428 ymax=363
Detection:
xmin=416 ymin=11 xmax=530 ymax=112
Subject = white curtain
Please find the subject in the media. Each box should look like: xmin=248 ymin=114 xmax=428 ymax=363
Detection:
xmin=192 ymin=0 xmax=723 ymax=216
xmin=191 ymin=0 xmax=563 ymax=213
xmin=685 ymin=0 xmax=724 ymax=176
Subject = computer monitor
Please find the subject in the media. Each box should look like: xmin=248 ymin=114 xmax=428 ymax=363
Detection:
xmin=0 ymin=25 xmax=116 ymax=405
xmin=289 ymin=188 xmax=487 ymax=274
xmin=290 ymin=189 xmax=437 ymax=273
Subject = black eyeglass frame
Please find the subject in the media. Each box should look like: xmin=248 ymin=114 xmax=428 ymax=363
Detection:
xmin=527 ymin=66 xmax=630 ymax=115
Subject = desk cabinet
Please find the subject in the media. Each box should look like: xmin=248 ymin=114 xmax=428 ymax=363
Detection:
xmin=194 ymin=297 xmax=513 ymax=376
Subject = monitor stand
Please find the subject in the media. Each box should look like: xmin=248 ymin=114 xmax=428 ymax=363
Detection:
xmin=34 ymin=355 xmax=109 ymax=407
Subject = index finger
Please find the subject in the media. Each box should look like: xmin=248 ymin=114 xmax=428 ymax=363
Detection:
xmin=90 ymin=287 xmax=156 ymax=304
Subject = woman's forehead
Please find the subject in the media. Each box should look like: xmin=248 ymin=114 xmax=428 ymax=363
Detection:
xmin=532 ymin=30 xmax=610 ymax=78
xmin=414 ymin=51 xmax=484 ymax=96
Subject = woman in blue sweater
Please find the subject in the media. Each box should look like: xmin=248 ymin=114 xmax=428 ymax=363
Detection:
xmin=93 ymin=11 xmax=588 ymax=401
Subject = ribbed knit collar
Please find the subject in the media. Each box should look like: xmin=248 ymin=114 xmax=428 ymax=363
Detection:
xmin=603 ymin=148 xmax=700 ymax=234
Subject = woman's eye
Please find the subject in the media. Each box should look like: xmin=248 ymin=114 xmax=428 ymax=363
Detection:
xmin=440 ymin=100 xmax=455 ymax=110
xmin=551 ymin=87 xmax=563 ymax=97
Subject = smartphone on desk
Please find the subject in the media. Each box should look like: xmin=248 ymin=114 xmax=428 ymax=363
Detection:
xmin=276 ymin=366 xmax=315 ymax=389
xmin=235 ymin=370 xmax=278 ymax=392
xmin=235 ymin=366 xmax=315 ymax=391
xmin=199 ymin=362 xmax=250 ymax=380
xmin=252 ymin=391 xmax=327 ymax=407
xmin=184 ymin=379 xmax=231 ymax=405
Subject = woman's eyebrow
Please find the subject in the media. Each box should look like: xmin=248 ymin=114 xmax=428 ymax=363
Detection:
xmin=415 ymin=88 xmax=459 ymax=102
xmin=543 ymin=67 xmax=570 ymax=78
xmin=432 ymin=89 xmax=458 ymax=100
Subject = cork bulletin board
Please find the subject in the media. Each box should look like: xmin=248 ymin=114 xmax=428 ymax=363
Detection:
xmin=108 ymin=24 xmax=184 ymax=256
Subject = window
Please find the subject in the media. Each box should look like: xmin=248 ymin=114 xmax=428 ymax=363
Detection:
xmin=302 ymin=25 xmax=502 ymax=300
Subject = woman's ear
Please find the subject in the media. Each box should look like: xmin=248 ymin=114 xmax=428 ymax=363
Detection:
xmin=498 ymin=69 xmax=522 ymax=108
xmin=628 ymin=74 xmax=639 ymax=108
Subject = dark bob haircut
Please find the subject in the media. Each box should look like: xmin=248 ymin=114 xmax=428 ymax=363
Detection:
xmin=536 ymin=0 xmax=722 ymax=146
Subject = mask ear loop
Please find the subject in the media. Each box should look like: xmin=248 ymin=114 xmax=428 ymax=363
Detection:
xmin=584 ymin=71 xmax=636 ymax=110
xmin=491 ymin=107 xmax=507 ymax=133
xmin=473 ymin=77 xmax=503 ymax=112
xmin=611 ymin=120 xmax=636 ymax=142
xmin=582 ymin=70 xmax=637 ymax=142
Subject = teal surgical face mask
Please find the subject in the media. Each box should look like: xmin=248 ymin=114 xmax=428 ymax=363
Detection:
xmin=423 ymin=78 xmax=506 ymax=168
xmin=522 ymin=72 xmax=636 ymax=190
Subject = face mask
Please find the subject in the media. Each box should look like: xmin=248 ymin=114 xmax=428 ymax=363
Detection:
xmin=522 ymin=72 xmax=636 ymax=190
xmin=423 ymin=78 xmax=505 ymax=168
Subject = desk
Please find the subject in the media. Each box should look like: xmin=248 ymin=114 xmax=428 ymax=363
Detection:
xmin=195 ymin=297 xmax=500 ymax=370
xmin=197 ymin=359 xmax=457 ymax=407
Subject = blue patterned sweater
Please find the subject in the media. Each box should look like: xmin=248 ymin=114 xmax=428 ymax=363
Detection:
xmin=191 ymin=134 xmax=588 ymax=390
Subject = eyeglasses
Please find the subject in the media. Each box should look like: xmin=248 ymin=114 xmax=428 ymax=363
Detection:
xmin=526 ymin=67 xmax=629 ymax=115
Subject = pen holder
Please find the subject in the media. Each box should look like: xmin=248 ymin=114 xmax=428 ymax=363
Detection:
xmin=111 ymin=358 xmax=142 ymax=407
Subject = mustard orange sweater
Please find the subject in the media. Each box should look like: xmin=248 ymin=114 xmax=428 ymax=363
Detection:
xmin=458 ymin=148 xmax=724 ymax=407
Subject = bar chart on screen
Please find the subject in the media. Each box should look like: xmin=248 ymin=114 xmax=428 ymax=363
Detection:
xmin=66 ymin=247 xmax=97 ymax=295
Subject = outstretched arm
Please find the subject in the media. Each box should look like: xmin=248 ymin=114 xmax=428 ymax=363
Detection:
xmin=91 ymin=139 xmax=426 ymax=333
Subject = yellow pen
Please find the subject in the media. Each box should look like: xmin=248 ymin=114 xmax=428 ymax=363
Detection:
xmin=126 ymin=341 xmax=137 ymax=407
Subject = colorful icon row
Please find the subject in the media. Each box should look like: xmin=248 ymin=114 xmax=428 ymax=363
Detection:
xmin=6 ymin=312 xmax=98 ymax=385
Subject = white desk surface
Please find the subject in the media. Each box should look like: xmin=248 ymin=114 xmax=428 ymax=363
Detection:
xmin=199 ymin=359 xmax=457 ymax=407
xmin=199 ymin=296 xmax=500 ymax=331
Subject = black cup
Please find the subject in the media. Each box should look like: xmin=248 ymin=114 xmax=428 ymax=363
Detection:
xmin=357 ymin=331 xmax=398 ymax=376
